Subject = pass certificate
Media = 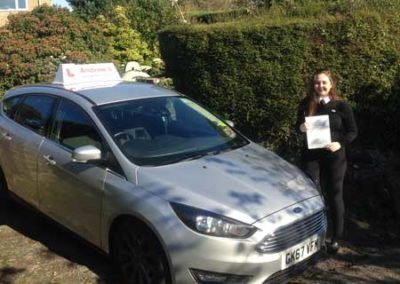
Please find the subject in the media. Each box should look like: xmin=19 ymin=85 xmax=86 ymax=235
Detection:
xmin=305 ymin=115 xmax=331 ymax=149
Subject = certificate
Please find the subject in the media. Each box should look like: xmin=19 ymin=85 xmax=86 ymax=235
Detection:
xmin=305 ymin=115 xmax=331 ymax=149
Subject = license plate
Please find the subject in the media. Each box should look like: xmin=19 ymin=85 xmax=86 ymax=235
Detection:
xmin=281 ymin=236 xmax=320 ymax=270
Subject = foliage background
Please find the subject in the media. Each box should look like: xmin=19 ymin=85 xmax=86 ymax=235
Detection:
xmin=159 ymin=0 xmax=400 ymax=156
xmin=0 ymin=5 xmax=109 ymax=92
xmin=1 ymin=0 xmax=400 ymax=156
xmin=67 ymin=0 xmax=181 ymax=52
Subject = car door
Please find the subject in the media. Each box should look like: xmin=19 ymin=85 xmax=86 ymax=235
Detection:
xmin=37 ymin=98 xmax=107 ymax=245
xmin=0 ymin=94 xmax=58 ymax=208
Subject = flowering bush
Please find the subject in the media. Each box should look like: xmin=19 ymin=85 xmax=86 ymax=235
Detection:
xmin=0 ymin=4 xmax=156 ymax=94
xmin=0 ymin=5 xmax=109 ymax=93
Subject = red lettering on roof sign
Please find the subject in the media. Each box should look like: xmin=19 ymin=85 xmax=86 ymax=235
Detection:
xmin=66 ymin=68 xmax=75 ymax=77
xmin=80 ymin=67 xmax=109 ymax=73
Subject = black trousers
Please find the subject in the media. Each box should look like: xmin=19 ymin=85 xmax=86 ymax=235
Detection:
xmin=301 ymin=148 xmax=347 ymax=240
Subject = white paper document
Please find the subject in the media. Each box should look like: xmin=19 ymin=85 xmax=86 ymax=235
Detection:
xmin=305 ymin=115 xmax=331 ymax=149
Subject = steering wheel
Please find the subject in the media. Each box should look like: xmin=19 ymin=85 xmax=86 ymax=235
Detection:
xmin=114 ymin=131 xmax=134 ymax=145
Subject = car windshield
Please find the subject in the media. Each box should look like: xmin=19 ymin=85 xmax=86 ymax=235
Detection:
xmin=95 ymin=96 xmax=248 ymax=166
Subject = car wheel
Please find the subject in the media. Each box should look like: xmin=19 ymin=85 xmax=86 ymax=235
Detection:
xmin=112 ymin=220 xmax=170 ymax=284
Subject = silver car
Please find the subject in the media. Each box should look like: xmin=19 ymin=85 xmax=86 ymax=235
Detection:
xmin=0 ymin=80 xmax=326 ymax=283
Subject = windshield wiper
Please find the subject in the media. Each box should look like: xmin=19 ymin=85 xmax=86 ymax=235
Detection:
xmin=161 ymin=150 xmax=223 ymax=165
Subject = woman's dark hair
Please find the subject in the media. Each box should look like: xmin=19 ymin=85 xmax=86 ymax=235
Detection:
xmin=307 ymin=69 xmax=340 ymax=115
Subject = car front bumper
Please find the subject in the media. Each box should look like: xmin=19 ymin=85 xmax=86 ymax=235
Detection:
xmin=163 ymin=196 xmax=327 ymax=284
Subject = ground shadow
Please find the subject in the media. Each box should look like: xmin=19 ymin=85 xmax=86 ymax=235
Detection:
xmin=0 ymin=198 xmax=120 ymax=284
xmin=0 ymin=266 xmax=26 ymax=284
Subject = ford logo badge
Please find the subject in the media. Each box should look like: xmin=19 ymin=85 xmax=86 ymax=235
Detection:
xmin=293 ymin=207 xmax=303 ymax=213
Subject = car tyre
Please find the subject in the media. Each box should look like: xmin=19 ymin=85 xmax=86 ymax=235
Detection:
xmin=111 ymin=220 xmax=171 ymax=284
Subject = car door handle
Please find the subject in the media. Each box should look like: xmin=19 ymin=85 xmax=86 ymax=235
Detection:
xmin=43 ymin=155 xmax=56 ymax=166
xmin=1 ymin=132 xmax=12 ymax=141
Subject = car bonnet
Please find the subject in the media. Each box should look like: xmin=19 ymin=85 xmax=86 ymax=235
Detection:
xmin=136 ymin=143 xmax=320 ymax=225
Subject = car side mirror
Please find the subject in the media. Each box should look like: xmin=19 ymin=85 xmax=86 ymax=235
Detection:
xmin=72 ymin=145 xmax=102 ymax=163
xmin=225 ymin=120 xmax=234 ymax=128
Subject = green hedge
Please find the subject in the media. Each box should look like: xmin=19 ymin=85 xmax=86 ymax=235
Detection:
xmin=159 ymin=12 xmax=400 ymax=155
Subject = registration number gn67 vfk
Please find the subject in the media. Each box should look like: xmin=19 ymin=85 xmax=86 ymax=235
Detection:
xmin=282 ymin=237 xmax=320 ymax=269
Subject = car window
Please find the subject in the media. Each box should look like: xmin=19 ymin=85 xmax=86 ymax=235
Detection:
xmin=2 ymin=96 xmax=21 ymax=119
xmin=51 ymin=99 xmax=103 ymax=151
xmin=14 ymin=95 xmax=57 ymax=136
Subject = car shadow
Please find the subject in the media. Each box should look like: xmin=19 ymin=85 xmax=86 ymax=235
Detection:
xmin=0 ymin=198 xmax=121 ymax=284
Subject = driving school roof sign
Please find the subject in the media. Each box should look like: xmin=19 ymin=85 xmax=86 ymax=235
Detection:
xmin=53 ymin=63 xmax=122 ymax=89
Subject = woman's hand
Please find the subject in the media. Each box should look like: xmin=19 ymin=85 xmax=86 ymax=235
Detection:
xmin=299 ymin=122 xmax=309 ymax=133
xmin=325 ymin=142 xmax=341 ymax=152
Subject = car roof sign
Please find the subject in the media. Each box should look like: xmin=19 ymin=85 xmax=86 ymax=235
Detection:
xmin=53 ymin=63 xmax=122 ymax=90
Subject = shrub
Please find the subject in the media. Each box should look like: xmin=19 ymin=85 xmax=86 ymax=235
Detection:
xmin=125 ymin=0 xmax=181 ymax=52
xmin=68 ymin=0 xmax=181 ymax=53
xmin=68 ymin=0 xmax=113 ymax=19
xmin=0 ymin=5 xmax=109 ymax=93
xmin=100 ymin=6 xmax=152 ymax=65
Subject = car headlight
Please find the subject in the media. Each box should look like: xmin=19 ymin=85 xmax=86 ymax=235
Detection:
xmin=171 ymin=202 xmax=256 ymax=239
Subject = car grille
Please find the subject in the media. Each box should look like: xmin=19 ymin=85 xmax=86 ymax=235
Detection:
xmin=256 ymin=210 xmax=327 ymax=253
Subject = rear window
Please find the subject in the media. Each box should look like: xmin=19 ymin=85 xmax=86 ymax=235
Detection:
xmin=2 ymin=96 xmax=21 ymax=119
xmin=14 ymin=95 xmax=57 ymax=136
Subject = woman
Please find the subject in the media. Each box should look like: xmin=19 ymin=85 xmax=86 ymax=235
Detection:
xmin=295 ymin=69 xmax=357 ymax=253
